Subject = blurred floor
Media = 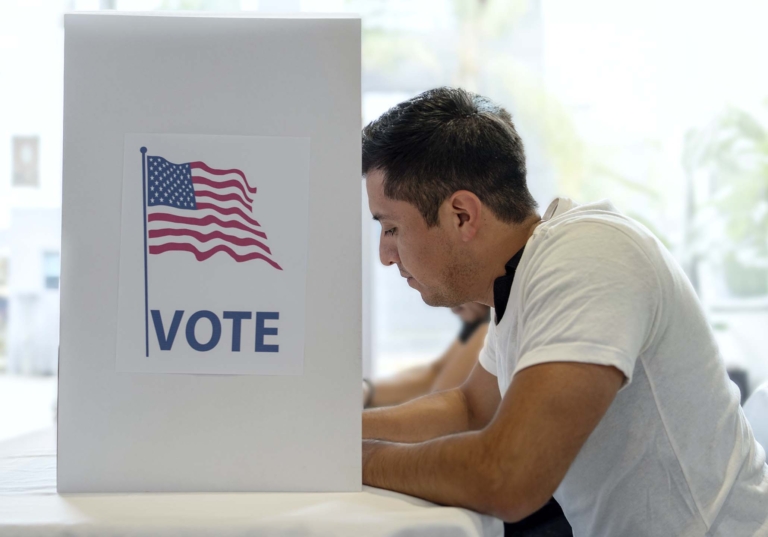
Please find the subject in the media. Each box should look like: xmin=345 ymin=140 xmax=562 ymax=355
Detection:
xmin=0 ymin=375 xmax=56 ymax=443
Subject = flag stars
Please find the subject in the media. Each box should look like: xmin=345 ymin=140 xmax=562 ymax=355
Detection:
xmin=147 ymin=160 xmax=197 ymax=209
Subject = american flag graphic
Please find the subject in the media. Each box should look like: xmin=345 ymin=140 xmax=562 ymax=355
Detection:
xmin=145 ymin=155 xmax=282 ymax=270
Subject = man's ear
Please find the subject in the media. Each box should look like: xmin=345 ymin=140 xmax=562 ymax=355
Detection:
xmin=447 ymin=190 xmax=482 ymax=241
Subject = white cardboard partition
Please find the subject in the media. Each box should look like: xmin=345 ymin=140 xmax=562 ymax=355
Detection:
xmin=58 ymin=13 xmax=361 ymax=493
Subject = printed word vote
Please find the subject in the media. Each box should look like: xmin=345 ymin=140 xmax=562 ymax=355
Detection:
xmin=150 ymin=310 xmax=280 ymax=352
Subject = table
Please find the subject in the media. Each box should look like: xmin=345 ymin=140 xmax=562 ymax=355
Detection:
xmin=0 ymin=428 xmax=502 ymax=537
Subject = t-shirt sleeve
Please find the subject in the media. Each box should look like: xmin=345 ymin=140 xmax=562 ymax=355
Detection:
xmin=515 ymin=221 xmax=661 ymax=388
xmin=478 ymin=313 xmax=499 ymax=377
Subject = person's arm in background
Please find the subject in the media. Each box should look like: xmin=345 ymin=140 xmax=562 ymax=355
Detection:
xmin=430 ymin=323 xmax=488 ymax=393
xmin=363 ymin=361 xmax=501 ymax=443
xmin=364 ymin=338 xmax=464 ymax=408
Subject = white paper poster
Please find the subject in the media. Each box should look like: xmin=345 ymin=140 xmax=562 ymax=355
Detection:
xmin=117 ymin=133 xmax=310 ymax=375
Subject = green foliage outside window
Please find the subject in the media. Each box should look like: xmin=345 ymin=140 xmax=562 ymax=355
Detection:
xmin=684 ymin=103 xmax=768 ymax=298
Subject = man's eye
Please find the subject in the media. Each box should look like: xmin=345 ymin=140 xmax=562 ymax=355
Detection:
xmin=384 ymin=227 xmax=397 ymax=236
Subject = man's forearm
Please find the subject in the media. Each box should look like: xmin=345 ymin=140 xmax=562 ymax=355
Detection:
xmin=363 ymin=387 xmax=470 ymax=443
xmin=362 ymin=433 xmax=528 ymax=521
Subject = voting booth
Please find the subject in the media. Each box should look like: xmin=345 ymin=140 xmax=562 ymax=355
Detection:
xmin=58 ymin=13 xmax=361 ymax=492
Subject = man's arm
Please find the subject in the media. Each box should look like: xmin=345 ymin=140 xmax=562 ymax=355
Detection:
xmin=363 ymin=361 xmax=501 ymax=443
xmin=362 ymin=361 xmax=624 ymax=522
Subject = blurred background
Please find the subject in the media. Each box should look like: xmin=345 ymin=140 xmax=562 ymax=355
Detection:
xmin=1 ymin=0 xmax=767 ymax=441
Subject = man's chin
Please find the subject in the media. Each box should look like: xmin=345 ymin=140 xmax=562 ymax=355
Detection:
xmin=406 ymin=277 xmax=464 ymax=307
xmin=417 ymin=287 xmax=462 ymax=309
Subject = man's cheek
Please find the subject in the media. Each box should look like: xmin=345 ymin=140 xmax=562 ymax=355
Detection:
xmin=399 ymin=245 xmax=418 ymax=275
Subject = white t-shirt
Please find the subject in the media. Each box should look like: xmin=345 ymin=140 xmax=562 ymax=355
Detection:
xmin=479 ymin=198 xmax=768 ymax=537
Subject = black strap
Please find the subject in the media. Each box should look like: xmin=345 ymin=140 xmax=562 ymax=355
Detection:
xmin=493 ymin=246 xmax=525 ymax=324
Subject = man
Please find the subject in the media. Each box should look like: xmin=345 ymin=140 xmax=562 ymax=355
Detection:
xmin=361 ymin=87 xmax=768 ymax=536
xmin=363 ymin=302 xmax=490 ymax=408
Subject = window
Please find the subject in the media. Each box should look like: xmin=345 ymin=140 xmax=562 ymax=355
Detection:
xmin=0 ymin=257 xmax=7 ymax=372
xmin=12 ymin=136 xmax=40 ymax=187
xmin=42 ymin=252 xmax=60 ymax=290
xmin=0 ymin=257 xmax=7 ymax=288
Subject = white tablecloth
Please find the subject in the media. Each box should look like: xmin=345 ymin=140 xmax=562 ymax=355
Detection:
xmin=0 ymin=428 xmax=502 ymax=537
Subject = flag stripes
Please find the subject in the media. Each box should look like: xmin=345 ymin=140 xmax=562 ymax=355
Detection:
xmin=145 ymin=155 xmax=281 ymax=269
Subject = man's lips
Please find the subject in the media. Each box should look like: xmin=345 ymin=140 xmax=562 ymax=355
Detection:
xmin=399 ymin=268 xmax=415 ymax=285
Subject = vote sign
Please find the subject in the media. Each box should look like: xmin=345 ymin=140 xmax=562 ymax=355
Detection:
xmin=116 ymin=133 xmax=310 ymax=375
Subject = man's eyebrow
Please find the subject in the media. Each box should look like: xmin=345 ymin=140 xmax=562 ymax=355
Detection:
xmin=372 ymin=213 xmax=389 ymax=222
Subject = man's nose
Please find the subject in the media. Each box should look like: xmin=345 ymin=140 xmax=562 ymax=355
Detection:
xmin=379 ymin=236 xmax=400 ymax=267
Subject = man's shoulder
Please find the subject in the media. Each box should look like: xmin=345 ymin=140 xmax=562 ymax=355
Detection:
xmin=534 ymin=199 xmax=658 ymax=253
xmin=519 ymin=199 xmax=670 ymax=289
xmin=542 ymin=199 xmax=632 ymax=229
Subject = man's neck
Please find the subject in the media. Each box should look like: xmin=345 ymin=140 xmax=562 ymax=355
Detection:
xmin=476 ymin=214 xmax=541 ymax=307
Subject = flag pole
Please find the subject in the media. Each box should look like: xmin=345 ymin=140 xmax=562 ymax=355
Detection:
xmin=141 ymin=147 xmax=149 ymax=358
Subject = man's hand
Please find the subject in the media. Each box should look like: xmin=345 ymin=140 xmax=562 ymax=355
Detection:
xmin=362 ymin=361 xmax=624 ymax=522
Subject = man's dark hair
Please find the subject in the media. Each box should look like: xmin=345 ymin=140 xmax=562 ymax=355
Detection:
xmin=362 ymin=87 xmax=537 ymax=227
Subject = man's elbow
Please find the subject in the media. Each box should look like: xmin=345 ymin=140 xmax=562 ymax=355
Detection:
xmin=472 ymin=441 xmax=554 ymax=522
xmin=479 ymin=488 xmax=550 ymax=523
